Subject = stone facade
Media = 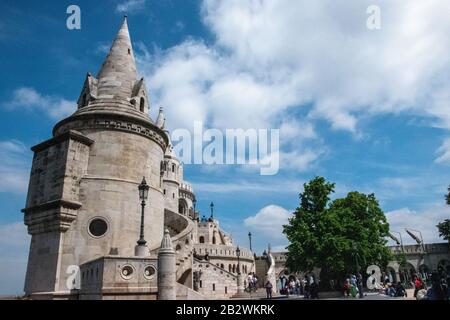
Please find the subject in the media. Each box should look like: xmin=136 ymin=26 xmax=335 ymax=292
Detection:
xmin=22 ymin=17 xmax=254 ymax=300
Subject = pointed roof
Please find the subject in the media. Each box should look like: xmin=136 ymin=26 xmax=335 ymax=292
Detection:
xmin=97 ymin=16 xmax=137 ymax=99
xmin=159 ymin=229 xmax=175 ymax=254
xmin=156 ymin=107 xmax=166 ymax=129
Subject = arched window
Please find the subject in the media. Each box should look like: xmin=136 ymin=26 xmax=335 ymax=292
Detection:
xmin=172 ymin=164 xmax=175 ymax=172
xmin=221 ymin=264 xmax=224 ymax=269
xmin=232 ymin=265 xmax=236 ymax=273
xmin=212 ymin=237 xmax=216 ymax=244
xmin=139 ymin=97 xmax=145 ymax=112
xmin=199 ymin=236 xmax=204 ymax=244
xmin=228 ymin=264 xmax=232 ymax=273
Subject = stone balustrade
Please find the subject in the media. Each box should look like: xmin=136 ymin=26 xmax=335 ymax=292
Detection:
xmin=194 ymin=244 xmax=254 ymax=261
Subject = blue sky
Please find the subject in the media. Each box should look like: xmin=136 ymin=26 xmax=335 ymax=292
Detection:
xmin=0 ymin=0 xmax=450 ymax=295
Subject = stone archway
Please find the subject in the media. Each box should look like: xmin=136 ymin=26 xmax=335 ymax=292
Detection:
xmin=399 ymin=262 xmax=416 ymax=287
xmin=178 ymin=198 xmax=188 ymax=215
xmin=418 ymin=264 xmax=430 ymax=283
xmin=178 ymin=268 xmax=192 ymax=288
xmin=386 ymin=266 xmax=397 ymax=284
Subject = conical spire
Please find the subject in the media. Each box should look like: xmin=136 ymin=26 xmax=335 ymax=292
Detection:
xmin=97 ymin=16 xmax=137 ymax=100
xmin=156 ymin=107 xmax=166 ymax=129
xmin=159 ymin=229 xmax=174 ymax=254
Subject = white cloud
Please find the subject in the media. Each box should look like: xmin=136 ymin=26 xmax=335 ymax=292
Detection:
xmin=244 ymin=205 xmax=292 ymax=242
xmin=386 ymin=204 xmax=450 ymax=245
xmin=280 ymin=148 xmax=326 ymax=172
xmin=140 ymin=0 xmax=450 ymax=141
xmin=0 ymin=222 xmax=30 ymax=248
xmin=0 ymin=222 xmax=30 ymax=296
xmin=193 ymin=179 xmax=304 ymax=194
xmin=3 ymin=87 xmax=76 ymax=120
xmin=435 ymin=138 xmax=450 ymax=164
xmin=0 ymin=140 xmax=31 ymax=194
xmin=116 ymin=0 xmax=147 ymax=14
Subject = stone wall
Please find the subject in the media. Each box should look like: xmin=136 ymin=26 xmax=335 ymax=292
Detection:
xmin=194 ymin=244 xmax=254 ymax=276
xmin=193 ymin=259 xmax=238 ymax=299
xmin=79 ymin=256 xmax=158 ymax=300
xmin=23 ymin=131 xmax=93 ymax=294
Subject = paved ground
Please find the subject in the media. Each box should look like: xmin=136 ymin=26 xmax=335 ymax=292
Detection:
xmin=257 ymin=292 xmax=412 ymax=300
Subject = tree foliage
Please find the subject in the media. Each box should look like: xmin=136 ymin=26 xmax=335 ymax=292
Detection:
xmin=446 ymin=185 xmax=450 ymax=205
xmin=436 ymin=186 xmax=450 ymax=242
xmin=437 ymin=219 xmax=450 ymax=242
xmin=283 ymin=177 xmax=391 ymax=278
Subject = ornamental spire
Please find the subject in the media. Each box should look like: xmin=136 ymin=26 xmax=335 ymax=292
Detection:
xmin=97 ymin=16 xmax=137 ymax=100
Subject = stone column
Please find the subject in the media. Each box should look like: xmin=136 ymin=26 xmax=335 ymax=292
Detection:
xmin=237 ymin=273 xmax=244 ymax=294
xmin=158 ymin=229 xmax=176 ymax=300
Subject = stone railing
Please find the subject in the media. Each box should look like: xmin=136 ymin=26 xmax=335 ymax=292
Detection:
xmin=180 ymin=182 xmax=194 ymax=194
xmin=193 ymin=244 xmax=254 ymax=261
xmin=388 ymin=242 xmax=449 ymax=254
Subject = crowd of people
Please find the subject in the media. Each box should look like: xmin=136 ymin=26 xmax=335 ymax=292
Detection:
xmin=259 ymin=268 xmax=450 ymax=300
xmin=373 ymin=269 xmax=449 ymax=300
xmin=277 ymin=274 xmax=319 ymax=299
xmin=342 ymin=273 xmax=365 ymax=298
xmin=245 ymin=273 xmax=259 ymax=293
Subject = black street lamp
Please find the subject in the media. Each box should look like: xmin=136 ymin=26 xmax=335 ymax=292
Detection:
xmin=137 ymin=177 xmax=149 ymax=246
xmin=210 ymin=202 xmax=214 ymax=219
xmin=248 ymin=232 xmax=252 ymax=252
xmin=236 ymin=246 xmax=241 ymax=274
xmin=193 ymin=198 xmax=197 ymax=220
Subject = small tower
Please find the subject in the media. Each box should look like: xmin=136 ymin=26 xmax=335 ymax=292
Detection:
xmin=158 ymin=229 xmax=176 ymax=300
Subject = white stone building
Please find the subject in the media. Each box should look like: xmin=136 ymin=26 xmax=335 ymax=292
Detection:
xmin=21 ymin=17 xmax=255 ymax=300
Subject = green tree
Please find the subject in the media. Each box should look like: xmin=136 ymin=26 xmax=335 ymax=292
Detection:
xmin=436 ymin=186 xmax=450 ymax=242
xmin=446 ymin=185 xmax=450 ymax=205
xmin=437 ymin=219 xmax=450 ymax=242
xmin=283 ymin=177 xmax=391 ymax=286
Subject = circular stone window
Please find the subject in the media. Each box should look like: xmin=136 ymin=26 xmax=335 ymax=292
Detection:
xmin=144 ymin=265 xmax=156 ymax=279
xmin=121 ymin=265 xmax=134 ymax=280
xmin=88 ymin=218 xmax=108 ymax=238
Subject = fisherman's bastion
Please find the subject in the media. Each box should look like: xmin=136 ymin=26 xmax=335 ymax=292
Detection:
xmin=21 ymin=18 xmax=449 ymax=300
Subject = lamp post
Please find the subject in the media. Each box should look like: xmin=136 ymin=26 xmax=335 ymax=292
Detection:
xmin=390 ymin=230 xmax=404 ymax=252
xmin=193 ymin=198 xmax=197 ymax=220
xmin=135 ymin=177 xmax=149 ymax=256
xmin=405 ymin=228 xmax=425 ymax=253
xmin=210 ymin=202 xmax=214 ymax=219
xmin=236 ymin=246 xmax=244 ymax=294
xmin=248 ymin=232 xmax=252 ymax=252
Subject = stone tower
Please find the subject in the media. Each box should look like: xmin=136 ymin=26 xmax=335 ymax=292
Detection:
xmin=22 ymin=17 xmax=168 ymax=298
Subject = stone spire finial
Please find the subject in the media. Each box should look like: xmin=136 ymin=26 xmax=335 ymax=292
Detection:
xmin=156 ymin=107 xmax=166 ymax=129
xmin=159 ymin=229 xmax=174 ymax=253
xmin=96 ymin=17 xmax=137 ymax=100
xmin=158 ymin=229 xmax=176 ymax=300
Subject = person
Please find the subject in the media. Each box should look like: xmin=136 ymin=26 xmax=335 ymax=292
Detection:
xmin=295 ymin=278 xmax=301 ymax=296
xmin=265 ymin=280 xmax=273 ymax=299
xmin=395 ymin=282 xmax=407 ymax=297
xmin=343 ymin=278 xmax=351 ymax=298
xmin=279 ymin=275 xmax=286 ymax=294
xmin=357 ymin=272 xmax=364 ymax=298
xmin=247 ymin=273 xmax=253 ymax=292
xmin=285 ymin=282 xmax=290 ymax=297
xmin=413 ymin=275 xmax=422 ymax=298
xmin=289 ymin=279 xmax=296 ymax=295
xmin=253 ymin=274 xmax=259 ymax=292
xmin=304 ymin=277 xmax=310 ymax=299
xmin=310 ymin=277 xmax=319 ymax=299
